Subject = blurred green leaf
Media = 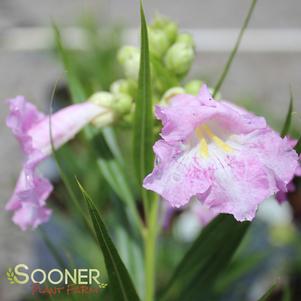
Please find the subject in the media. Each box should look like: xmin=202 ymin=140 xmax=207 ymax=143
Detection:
xmin=103 ymin=127 xmax=125 ymax=166
xmin=39 ymin=228 xmax=68 ymax=270
xmin=281 ymin=91 xmax=294 ymax=137
xmin=258 ymin=285 xmax=276 ymax=301
xmin=53 ymin=24 xmax=86 ymax=102
xmin=77 ymin=180 xmax=141 ymax=301
xmin=96 ymin=157 xmax=142 ymax=232
xmin=133 ymin=3 xmax=154 ymax=186
xmin=160 ymin=214 xmax=250 ymax=301
xmin=150 ymin=55 xmax=179 ymax=94
xmin=213 ymin=0 xmax=258 ymax=97
xmin=53 ymin=25 xmax=142 ymax=233
xmin=115 ymin=221 xmax=144 ymax=297
xmin=282 ymin=285 xmax=291 ymax=301
xmin=215 ymin=252 xmax=266 ymax=293
xmin=38 ymin=228 xmax=79 ymax=301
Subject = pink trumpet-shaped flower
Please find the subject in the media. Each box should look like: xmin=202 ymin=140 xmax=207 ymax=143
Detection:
xmin=6 ymin=96 xmax=109 ymax=230
xmin=143 ymin=85 xmax=299 ymax=221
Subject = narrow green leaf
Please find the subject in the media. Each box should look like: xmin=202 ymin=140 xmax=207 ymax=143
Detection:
xmin=213 ymin=0 xmax=258 ymax=97
xmin=160 ymin=214 xmax=250 ymax=301
xmin=258 ymin=284 xmax=277 ymax=301
xmin=281 ymin=90 xmax=294 ymax=137
xmin=53 ymin=24 xmax=86 ymax=102
xmin=77 ymin=180 xmax=141 ymax=301
xmin=133 ymin=2 xmax=154 ymax=184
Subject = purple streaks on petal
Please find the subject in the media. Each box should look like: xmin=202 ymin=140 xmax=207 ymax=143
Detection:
xmin=143 ymin=84 xmax=299 ymax=222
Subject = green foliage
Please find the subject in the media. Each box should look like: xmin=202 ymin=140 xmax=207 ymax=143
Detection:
xmin=53 ymin=24 xmax=142 ymax=235
xmin=35 ymin=3 xmax=300 ymax=301
xmin=282 ymin=285 xmax=291 ymax=301
xmin=133 ymin=3 xmax=154 ymax=188
xmin=160 ymin=215 xmax=250 ymax=301
xmin=77 ymin=180 xmax=141 ymax=301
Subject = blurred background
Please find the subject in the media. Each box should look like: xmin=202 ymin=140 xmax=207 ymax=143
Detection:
xmin=0 ymin=0 xmax=300 ymax=300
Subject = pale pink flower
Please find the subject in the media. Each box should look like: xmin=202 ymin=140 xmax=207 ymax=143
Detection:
xmin=6 ymin=96 xmax=107 ymax=230
xmin=143 ymin=85 xmax=299 ymax=221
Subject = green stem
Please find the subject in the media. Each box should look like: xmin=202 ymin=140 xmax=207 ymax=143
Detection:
xmin=144 ymin=197 xmax=159 ymax=301
xmin=213 ymin=0 xmax=258 ymax=97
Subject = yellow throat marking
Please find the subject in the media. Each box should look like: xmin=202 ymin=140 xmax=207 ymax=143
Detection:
xmin=195 ymin=125 xmax=233 ymax=158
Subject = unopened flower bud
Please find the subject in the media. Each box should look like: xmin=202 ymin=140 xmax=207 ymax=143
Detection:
xmin=123 ymin=108 xmax=135 ymax=125
xmin=112 ymin=93 xmax=133 ymax=115
xmin=117 ymin=46 xmax=140 ymax=80
xmin=185 ymin=80 xmax=203 ymax=95
xmin=88 ymin=92 xmax=115 ymax=128
xmin=161 ymin=87 xmax=185 ymax=105
xmin=176 ymin=33 xmax=195 ymax=48
xmin=89 ymin=91 xmax=132 ymax=115
xmin=88 ymin=91 xmax=133 ymax=127
xmin=88 ymin=91 xmax=115 ymax=107
xmin=164 ymin=42 xmax=195 ymax=76
xmin=110 ymin=79 xmax=137 ymax=98
xmin=151 ymin=16 xmax=178 ymax=44
xmin=148 ymin=28 xmax=170 ymax=58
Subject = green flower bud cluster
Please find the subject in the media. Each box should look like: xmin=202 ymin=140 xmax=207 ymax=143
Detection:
xmin=88 ymin=79 xmax=137 ymax=127
xmin=149 ymin=17 xmax=195 ymax=78
xmin=117 ymin=16 xmax=196 ymax=99
xmin=148 ymin=16 xmax=178 ymax=58
xmin=117 ymin=46 xmax=140 ymax=81
xmin=164 ymin=43 xmax=193 ymax=76
xmin=151 ymin=15 xmax=178 ymax=45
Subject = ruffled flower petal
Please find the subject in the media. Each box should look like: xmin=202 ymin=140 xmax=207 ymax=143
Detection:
xmin=6 ymin=96 xmax=107 ymax=230
xmin=156 ymin=84 xmax=266 ymax=143
xmin=144 ymin=85 xmax=299 ymax=222
xmin=203 ymin=150 xmax=277 ymax=221
xmin=12 ymin=202 xmax=52 ymax=231
xmin=6 ymin=96 xmax=45 ymax=154
xmin=5 ymin=162 xmax=53 ymax=211
xmin=143 ymin=140 xmax=212 ymax=207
